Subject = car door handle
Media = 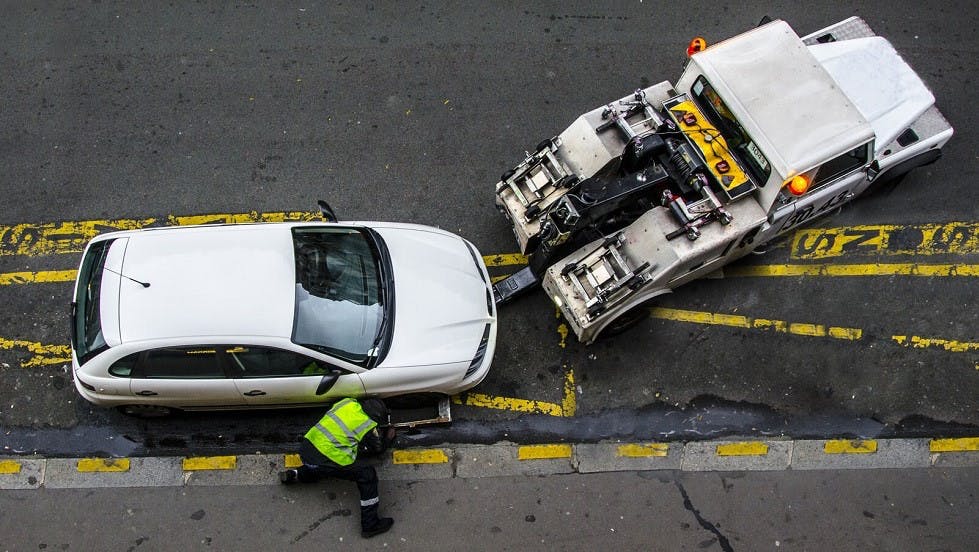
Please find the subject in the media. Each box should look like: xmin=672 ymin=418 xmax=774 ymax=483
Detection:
xmin=135 ymin=390 xmax=158 ymax=396
xmin=243 ymin=390 xmax=266 ymax=396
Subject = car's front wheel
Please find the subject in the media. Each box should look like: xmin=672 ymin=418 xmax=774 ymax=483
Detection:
xmin=118 ymin=404 xmax=174 ymax=418
xmin=383 ymin=393 xmax=447 ymax=410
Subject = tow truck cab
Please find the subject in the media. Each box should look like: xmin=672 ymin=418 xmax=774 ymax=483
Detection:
xmin=494 ymin=18 xmax=953 ymax=343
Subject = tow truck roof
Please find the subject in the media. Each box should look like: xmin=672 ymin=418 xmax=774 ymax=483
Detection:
xmin=688 ymin=20 xmax=874 ymax=179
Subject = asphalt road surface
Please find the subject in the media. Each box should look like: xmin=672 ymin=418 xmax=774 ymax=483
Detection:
xmin=2 ymin=467 xmax=977 ymax=550
xmin=1 ymin=2 xmax=977 ymax=457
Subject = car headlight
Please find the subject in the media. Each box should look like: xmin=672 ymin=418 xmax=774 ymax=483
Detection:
xmin=465 ymin=323 xmax=492 ymax=379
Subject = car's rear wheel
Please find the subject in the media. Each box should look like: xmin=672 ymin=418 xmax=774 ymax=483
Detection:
xmin=118 ymin=404 xmax=174 ymax=418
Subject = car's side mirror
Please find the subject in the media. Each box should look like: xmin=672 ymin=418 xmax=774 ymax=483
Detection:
xmin=315 ymin=370 xmax=341 ymax=395
xmin=317 ymin=200 xmax=338 ymax=223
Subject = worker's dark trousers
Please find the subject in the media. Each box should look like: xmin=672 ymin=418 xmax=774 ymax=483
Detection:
xmin=296 ymin=461 xmax=381 ymax=530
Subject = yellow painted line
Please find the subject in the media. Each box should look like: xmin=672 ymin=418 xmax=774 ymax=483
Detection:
xmin=0 ymin=269 xmax=77 ymax=286
xmin=0 ymin=337 xmax=71 ymax=367
xmin=930 ymin=438 xmax=979 ymax=453
xmin=892 ymin=335 xmax=979 ymax=353
xmin=790 ymin=222 xmax=979 ymax=260
xmin=824 ymin=440 xmax=877 ymax=454
xmin=649 ymin=307 xmax=863 ymax=340
xmin=617 ymin=443 xmax=669 ymax=458
xmin=647 ymin=308 xmax=979 ymax=357
xmin=0 ymin=211 xmax=319 ymax=257
xmin=453 ymin=393 xmax=563 ymax=416
xmin=726 ymin=263 xmax=979 ymax=277
xmin=77 ymin=458 xmax=131 ymax=472
xmin=453 ymin=368 xmax=576 ymax=417
xmin=0 ymin=460 xmax=22 ymax=474
xmin=716 ymin=442 xmax=769 ymax=456
xmin=284 ymin=454 xmax=303 ymax=469
xmin=392 ymin=449 xmax=449 ymax=465
xmin=518 ymin=444 xmax=572 ymax=460
xmin=561 ymin=368 xmax=576 ymax=417
xmin=182 ymin=456 xmax=237 ymax=471
xmin=482 ymin=253 xmax=527 ymax=267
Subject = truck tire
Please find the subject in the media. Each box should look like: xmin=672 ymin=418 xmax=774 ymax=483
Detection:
xmin=601 ymin=303 xmax=652 ymax=338
xmin=863 ymin=149 xmax=942 ymax=196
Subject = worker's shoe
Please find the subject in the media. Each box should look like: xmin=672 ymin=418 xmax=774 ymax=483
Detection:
xmin=278 ymin=469 xmax=298 ymax=484
xmin=361 ymin=517 xmax=394 ymax=538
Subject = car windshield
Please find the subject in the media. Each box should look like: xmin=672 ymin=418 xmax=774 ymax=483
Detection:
xmin=72 ymin=239 xmax=114 ymax=364
xmin=691 ymin=76 xmax=772 ymax=185
xmin=291 ymin=227 xmax=385 ymax=364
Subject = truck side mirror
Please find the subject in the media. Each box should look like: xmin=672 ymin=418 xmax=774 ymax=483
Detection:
xmin=315 ymin=370 xmax=340 ymax=395
xmin=867 ymin=160 xmax=881 ymax=182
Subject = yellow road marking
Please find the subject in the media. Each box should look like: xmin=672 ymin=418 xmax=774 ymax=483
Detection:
xmin=790 ymin=222 xmax=979 ymax=260
xmin=557 ymin=323 xmax=569 ymax=349
xmin=0 ymin=460 xmax=22 ymax=474
xmin=561 ymin=368 xmax=577 ymax=417
xmin=0 ymin=269 xmax=77 ymax=286
xmin=0 ymin=211 xmax=319 ymax=258
xmin=929 ymin=438 xmax=979 ymax=453
xmin=77 ymin=458 xmax=130 ymax=472
xmin=649 ymin=307 xmax=863 ymax=340
xmin=482 ymin=253 xmax=528 ymax=267
xmin=182 ymin=456 xmax=237 ymax=471
xmin=617 ymin=443 xmax=669 ymax=458
xmin=716 ymin=442 xmax=769 ymax=456
xmin=0 ymin=337 xmax=71 ymax=367
xmin=727 ymin=263 xmax=979 ymax=277
xmin=452 ymin=368 xmax=576 ymax=417
xmin=393 ymin=449 xmax=449 ymax=464
xmin=892 ymin=335 xmax=979 ymax=353
xmin=453 ymin=393 xmax=563 ymax=416
xmin=824 ymin=440 xmax=877 ymax=454
xmin=518 ymin=444 xmax=572 ymax=460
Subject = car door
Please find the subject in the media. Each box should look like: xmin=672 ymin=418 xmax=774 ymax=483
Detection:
xmin=128 ymin=346 xmax=245 ymax=408
xmin=225 ymin=345 xmax=365 ymax=406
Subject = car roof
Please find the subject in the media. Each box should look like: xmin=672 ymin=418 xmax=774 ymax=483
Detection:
xmin=107 ymin=224 xmax=298 ymax=345
xmin=687 ymin=20 xmax=874 ymax=178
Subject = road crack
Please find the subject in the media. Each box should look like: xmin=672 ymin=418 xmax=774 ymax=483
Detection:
xmin=674 ymin=479 xmax=733 ymax=552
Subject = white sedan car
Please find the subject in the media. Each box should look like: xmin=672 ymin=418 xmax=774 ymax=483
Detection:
xmin=70 ymin=220 xmax=496 ymax=416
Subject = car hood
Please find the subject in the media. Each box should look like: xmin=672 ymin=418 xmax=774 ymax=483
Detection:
xmin=373 ymin=226 xmax=492 ymax=368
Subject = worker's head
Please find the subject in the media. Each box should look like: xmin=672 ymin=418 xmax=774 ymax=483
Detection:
xmin=360 ymin=398 xmax=389 ymax=425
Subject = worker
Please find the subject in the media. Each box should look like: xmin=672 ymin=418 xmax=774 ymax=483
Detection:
xmin=279 ymin=397 xmax=397 ymax=538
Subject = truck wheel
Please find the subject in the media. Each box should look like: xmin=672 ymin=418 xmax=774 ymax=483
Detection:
xmin=863 ymin=149 xmax=942 ymax=197
xmin=601 ymin=304 xmax=652 ymax=337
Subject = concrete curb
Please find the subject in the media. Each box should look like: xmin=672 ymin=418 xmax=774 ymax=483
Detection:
xmin=1 ymin=437 xmax=977 ymax=490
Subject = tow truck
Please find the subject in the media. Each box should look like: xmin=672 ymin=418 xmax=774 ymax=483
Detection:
xmin=493 ymin=17 xmax=954 ymax=344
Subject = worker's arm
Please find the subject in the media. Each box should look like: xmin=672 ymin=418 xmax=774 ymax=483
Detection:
xmin=359 ymin=426 xmax=397 ymax=457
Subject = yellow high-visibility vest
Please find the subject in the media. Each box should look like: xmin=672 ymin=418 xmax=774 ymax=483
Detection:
xmin=304 ymin=398 xmax=377 ymax=466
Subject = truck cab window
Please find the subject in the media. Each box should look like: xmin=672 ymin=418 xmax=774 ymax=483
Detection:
xmin=813 ymin=143 xmax=871 ymax=186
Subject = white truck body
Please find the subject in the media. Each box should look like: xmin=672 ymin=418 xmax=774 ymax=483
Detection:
xmin=494 ymin=18 xmax=953 ymax=343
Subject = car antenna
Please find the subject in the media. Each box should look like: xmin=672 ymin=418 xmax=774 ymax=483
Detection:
xmin=104 ymin=267 xmax=151 ymax=288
